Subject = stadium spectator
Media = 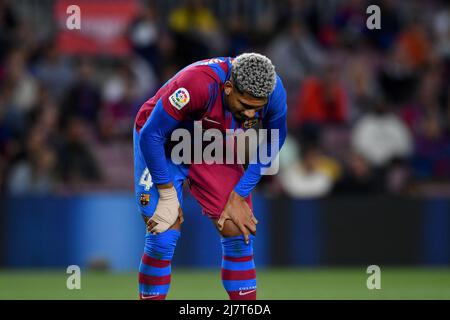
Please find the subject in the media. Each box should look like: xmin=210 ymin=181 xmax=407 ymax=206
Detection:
xmin=56 ymin=117 xmax=102 ymax=191
xmin=3 ymin=48 xmax=38 ymax=115
xmin=62 ymin=58 xmax=101 ymax=130
xmin=128 ymin=3 xmax=161 ymax=71
xmin=377 ymin=41 xmax=419 ymax=105
xmin=267 ymin=20 xmax=325 ymax=107
xmin=332 ymin=0 xmax=367 ymax=48
xmin=279 ymin=142 xmax=340 ymax=199
xmin=351 ymin=100 xmax=413 ymax=168
xmin=332 ymin=152 xmax=380 ymax=195
xmin=0 ymin=0 xmax=19 ymax=62
xmin=396 ymin=22 xmax=431 ymax=70
xmin=290 ymin=62 xmax=348 ymax=128
xmin=433 ymin=7 xmax=450 ymax=58
xmin=410 ymin=108 xmax=450 ymax=181
xmin=342 ymin=49 xmax=379 ymax=121
xmin=7 ymin=145 xmax=57 ymax=195
xmin=32 ymin=40 xmax=74 ymax=102
xmin=100 ymin=59 xmax=154 ymax=141
xmin=6 ymin=124 xmax=57 ymax=195
xmin=168 ymin=0 xmax=223 ymax=65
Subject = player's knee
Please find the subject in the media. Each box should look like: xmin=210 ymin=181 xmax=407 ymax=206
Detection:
xmin=214 ymin=219 xmax=243 ymax=237
xmin=144 ymin=229 xmax=180 ymax=260
xmin=221 ymin=234 xmax=255 ymax=255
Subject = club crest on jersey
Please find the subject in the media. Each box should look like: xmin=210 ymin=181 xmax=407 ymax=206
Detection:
xmin=140 ymin=193 xmax=150 ymax=206
xmin=243 ymin=118 xmax=258 ymax=129
xmin=169 ymin=87 xmax=190 ymax=110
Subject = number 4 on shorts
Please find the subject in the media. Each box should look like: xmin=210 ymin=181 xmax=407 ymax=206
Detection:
xmin=139 ymin=168 xmax=153 ymax=191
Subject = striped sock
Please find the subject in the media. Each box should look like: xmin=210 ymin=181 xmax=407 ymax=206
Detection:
xmin=138 ymin=229 xmax=180 ymax=300
xmin=221 ymin=235 xmax=257 ymax=300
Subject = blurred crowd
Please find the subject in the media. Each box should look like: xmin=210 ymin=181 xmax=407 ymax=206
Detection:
xmin=0 ymin=0 xmax=449 ymax=198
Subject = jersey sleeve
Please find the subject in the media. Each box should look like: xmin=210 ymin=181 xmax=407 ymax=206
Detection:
xmin=139 ymin=99 xmax=180 ymax=185
xmin=262 ymin=75 xmax=288 ymax=124
xmin=138 ymin=69 xmax=213 ymax=185
xmin=160 ymin=70 xmax=212 ymax=121
xmin=234 ymin=76 xmax=288 ymax=198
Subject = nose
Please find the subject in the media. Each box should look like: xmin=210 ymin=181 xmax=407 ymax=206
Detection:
xmin=243 ymin=109 xmax=256 ymax=119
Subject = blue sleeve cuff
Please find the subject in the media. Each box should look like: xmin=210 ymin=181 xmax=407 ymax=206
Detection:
xmin=234 ymin=165 xmax=262 ymax=198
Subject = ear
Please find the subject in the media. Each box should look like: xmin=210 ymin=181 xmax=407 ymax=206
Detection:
xmin=224 ymin=81 xmax=233 ymax=95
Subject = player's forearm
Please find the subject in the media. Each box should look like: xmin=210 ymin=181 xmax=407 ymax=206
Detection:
xmin=234 ymin=164 xmax=263 ymax=198
xmin=139 ymin=129 xmax=172 ymax=185
xmin=234 ymin=114 xmax=287 ymax=197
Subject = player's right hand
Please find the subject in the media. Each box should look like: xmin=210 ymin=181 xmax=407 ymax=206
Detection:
xmin=218 ymin=191 xmax=258 ymax=244
xmin=148 ymin=186 xmax=180 ymax=234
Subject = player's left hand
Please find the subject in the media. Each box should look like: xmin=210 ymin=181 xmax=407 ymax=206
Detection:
xmin=218 ymin=191 xmax=258 ymax=244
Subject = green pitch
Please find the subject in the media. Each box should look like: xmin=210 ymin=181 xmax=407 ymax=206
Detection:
xmin=1 ymin=268 xmax=449 ymax=299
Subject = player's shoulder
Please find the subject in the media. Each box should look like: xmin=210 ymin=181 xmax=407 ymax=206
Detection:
xmin=165 ymin=66 xmax=216 ymax=104
xmin=174 ymin=65 xmax=216 ymax=87
xmin=186 ymin=57 xmax=233 ymax=84
xmin=170 ymin=57 xmax=232 ymax=96
xmin=160 ymin=60 xmax=228 ymax=116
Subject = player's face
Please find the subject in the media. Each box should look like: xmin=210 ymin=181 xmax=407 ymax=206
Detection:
xmin=224 ymin=81 xmax=267 ymax=123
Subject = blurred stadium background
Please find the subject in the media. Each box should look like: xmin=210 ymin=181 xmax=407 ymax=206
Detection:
xmin=0 ymin=0 xmax=449 ymax=299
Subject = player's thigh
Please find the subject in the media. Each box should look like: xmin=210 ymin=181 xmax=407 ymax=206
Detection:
xmin=187 ymin=162 xmax=253 ymax=218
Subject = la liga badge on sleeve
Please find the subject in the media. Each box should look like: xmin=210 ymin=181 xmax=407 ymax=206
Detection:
xmin=169 ymin=87 xmax=190 ymax=110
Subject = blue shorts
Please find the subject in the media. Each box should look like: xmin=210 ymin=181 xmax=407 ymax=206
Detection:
xmin=133 ymin=128 xmax=188 ymax=218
